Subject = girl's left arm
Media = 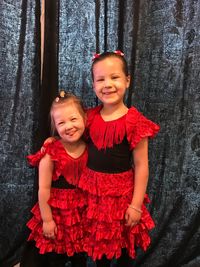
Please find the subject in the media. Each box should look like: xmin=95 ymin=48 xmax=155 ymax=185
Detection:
xmin=125 ymin=137 xmax=149 ymax=227
xmin=131 ymin=137 xmax=149 ymax=208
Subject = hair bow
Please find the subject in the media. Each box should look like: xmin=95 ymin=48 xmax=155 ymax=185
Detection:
xmin=114 ymin=50 xmax=124 ymax=56
xmin=55 ymin=90 xmax=66 ymax=102
xmin=92 ymin=53 xmax=100 ymax=61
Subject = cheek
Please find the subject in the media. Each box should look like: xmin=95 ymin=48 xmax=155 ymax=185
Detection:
xmin=57 ymin=126 xmax=64 ymax=133
xmin=93 ymin=84 xmax=101 ymax=93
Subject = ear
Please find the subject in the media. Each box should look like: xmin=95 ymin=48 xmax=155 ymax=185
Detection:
xmin=126 ymin=75 xmax=131 ymax=88
xmin=92 ymin=81 xmax=96 ymax=93
xmin=84 ymin=113 xmax=87 ymax=125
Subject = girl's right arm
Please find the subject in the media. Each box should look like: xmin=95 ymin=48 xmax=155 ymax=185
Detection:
xmin=38 ymin=154 xmax=57 ymax=239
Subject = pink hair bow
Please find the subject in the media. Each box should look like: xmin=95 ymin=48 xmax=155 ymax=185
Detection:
xmin=92 ymin=53 xmax=100 ymax=61
xmin=114 ymin=50 xmax=124 ymax=56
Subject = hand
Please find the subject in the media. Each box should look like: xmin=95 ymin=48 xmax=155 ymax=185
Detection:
xmin=44 ymin=137 xmax=57 ymax=144
xmin=125 ymin=207 xmax=141 ymax=228
xmin=40 ymin=137 xmax=57 ymax=153
xmin=43 ymin=220 xmax=57 ymax=239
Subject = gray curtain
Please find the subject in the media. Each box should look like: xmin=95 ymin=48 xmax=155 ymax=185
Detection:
xmin=0 ymin=0 xmax=200 ymax=266
xmin=58 ymin=0 xmax=200 ymax=266
xmin=0 ymin=1 xmax=41 ymax=266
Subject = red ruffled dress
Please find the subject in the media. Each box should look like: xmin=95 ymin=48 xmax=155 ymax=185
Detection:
xmin=78 ymin=105 xmax=160 ymax=260
xmin=26 ymin=140 xmax=88 ymax=255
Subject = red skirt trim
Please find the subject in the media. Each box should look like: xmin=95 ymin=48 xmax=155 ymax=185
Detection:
xmin=79 ymin=167 xmax=134 ymax=197
xmin=79 ymin=168 xmax=155 ymax=260
xmin=27 ymin=188 xmax=87 ymax=255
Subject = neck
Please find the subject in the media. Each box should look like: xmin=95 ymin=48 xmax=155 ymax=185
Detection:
xmin=61 ymin=139 xmax=85 ymax=158
xmin=101 ymin=102 xmax=127 ymax=115
xmin=100 ymin=102 xmax=128 ymax=120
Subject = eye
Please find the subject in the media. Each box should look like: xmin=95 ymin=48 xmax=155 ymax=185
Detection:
xmin=96 ymin=78 xmax=104 ymax=82
xmin=71 ymin=118 xmax=77 ymax=122
xmin=112 ymin=76 xmax=119 ymax=80
xmin=57 ymin=121 xmax=64 ymax=126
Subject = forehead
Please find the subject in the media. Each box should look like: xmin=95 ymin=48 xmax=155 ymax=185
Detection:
xmin=93 ymin=57 xmax=124 ymax=73
xmin=53 ymin=102 xmax=81 ymax=117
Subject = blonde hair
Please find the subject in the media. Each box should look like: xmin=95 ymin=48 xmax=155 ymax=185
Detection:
xmin=50 ymin=91 xmax=86 ymax=136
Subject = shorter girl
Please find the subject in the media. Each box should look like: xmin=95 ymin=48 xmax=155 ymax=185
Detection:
xmin=21 ymin=91 xmax=87 ymax=267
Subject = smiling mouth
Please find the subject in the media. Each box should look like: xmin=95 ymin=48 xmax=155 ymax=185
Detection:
xmin=66 ymin=130 xmax=76 ymax=136
xmin=102 ymin=91 xmax=116 ymax=95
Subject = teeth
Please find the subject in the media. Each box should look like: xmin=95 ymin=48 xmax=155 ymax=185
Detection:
xmin=66 ymin=132 xmax=74 ymax=136
xmin=103 ymin=92 xmax=114 ymax=94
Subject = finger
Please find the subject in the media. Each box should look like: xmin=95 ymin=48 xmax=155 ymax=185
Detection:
xmin=44 ymin=232 xmax=54 ymax=238
xmin=54 ymin=226 xmax=58 ymax=235
xmin=125 ymin=217 xmax=132 ymax=226
xmin=124 ymin=212 xmax=129 ymax=222
xmin=130 ymin=222 xmax=138 ymax=228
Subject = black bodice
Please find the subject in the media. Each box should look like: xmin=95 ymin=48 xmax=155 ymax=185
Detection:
xmin=87 ymin=138 xmax=132 ymax=173
xmin=51 ymin=175 xmax=76 ymax=189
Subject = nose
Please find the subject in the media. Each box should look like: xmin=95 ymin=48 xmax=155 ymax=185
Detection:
xmin=104 ymin=78 xmax=112 ymax=88
xmin=65 ymin=122 xmax=73 ymax=131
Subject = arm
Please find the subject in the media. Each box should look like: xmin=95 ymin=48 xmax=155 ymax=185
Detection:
xmin=125 ymin=137 xmax=149 ymax=227
xmin=38 ymin=154 xmax=57 ymax=238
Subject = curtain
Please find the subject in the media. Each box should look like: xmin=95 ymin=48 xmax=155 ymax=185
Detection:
xmin=0 ymin=1 xmax=41 ymax=266
xmin=58 ymin=0 xmax=200 ymax=266
xmin=0 ymin=0 xmax=200 ymax=266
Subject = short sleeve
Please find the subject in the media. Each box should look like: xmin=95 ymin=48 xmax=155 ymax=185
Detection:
xmin=27 ymin=141 xmax=55 ymax=167
xmin=126 ymin=107 xmax=160 ymax=149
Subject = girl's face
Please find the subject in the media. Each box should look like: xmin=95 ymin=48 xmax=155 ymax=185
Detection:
xmin=92 ymin=57 xmax=130 ymax=107
xmin=53 ymin=103 xmax=86 ymax=144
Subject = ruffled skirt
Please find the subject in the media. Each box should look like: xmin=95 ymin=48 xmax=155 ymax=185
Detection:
xmin=79 ymin=167 xmax=155 ymax=260
xmin=27 ymin=188 xmax=87 ymax=255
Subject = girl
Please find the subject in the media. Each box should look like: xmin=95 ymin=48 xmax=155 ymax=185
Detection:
xmin=21 ymin=91 xmax=87 ymax=267
xmin=78 ymin=51 xmax=160 ymax=267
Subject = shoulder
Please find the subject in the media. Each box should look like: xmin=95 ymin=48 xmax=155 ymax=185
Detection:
xmin=86 ymin=105 xmax=102 ymax=127
xmin=86 ymin=105 xmax=102 ymax=117
xmin=126 ymin=106 xmax=159 ymax=127
xmin=126 ymin=106 xmax=160 ymax=149
xmin=26 ymin=141 xmax=52 ymax=167
xmin=126 ymin=106 xmax=142 ymax=122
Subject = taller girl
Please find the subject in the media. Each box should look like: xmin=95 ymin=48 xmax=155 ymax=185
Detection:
xmin=79 ymin=51 xmax=160 ymax=267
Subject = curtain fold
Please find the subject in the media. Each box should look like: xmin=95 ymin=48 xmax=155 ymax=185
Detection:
xmin=0 ymin=1 xmax=41 ymax=266
xmin=37 ymin=0 xmax=59 ymax=144
xmin=58 ymin=0 xmax=200 ymax=266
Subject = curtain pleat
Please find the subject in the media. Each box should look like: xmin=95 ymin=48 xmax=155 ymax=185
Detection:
xmin=0 ymin=1 xmax=41 ymax=266
xmin=38 ymin=0 xmax=59 ymax=144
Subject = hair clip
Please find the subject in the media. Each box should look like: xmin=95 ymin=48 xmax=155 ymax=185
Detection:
xmin=92 ymin=53 xmax=100 ymax=61
xmin=59 ymin=90 xmax=65 ymax=98
xmin=55 ymin=90 xmax=66 ymax=102
xmin=114 ymin=50 xmax=124 ymax=56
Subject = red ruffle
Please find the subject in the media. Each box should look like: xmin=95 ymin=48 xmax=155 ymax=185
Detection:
xmin=86 ymin=105 xmax=160 ymax=150
xmin=27 ymin=140 xmax=88 ymax=185
xmin=79 ymin=168 xmax=155 ymax=260
xmin=27 ymin=141 xmax=50 ymax=167
xmin=27 ymin=188 xmax=87 ymax=255
xmin=82 ymin=191 xmax=155 ymax=260
xmin=79 ymin=167 xmax=134 ymax=197
xmin=126 ymin=107 xmax=160 ymax=149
